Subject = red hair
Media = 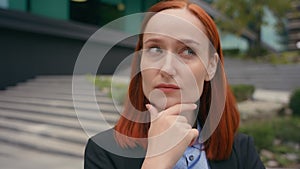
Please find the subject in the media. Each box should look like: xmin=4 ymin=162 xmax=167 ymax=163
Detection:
xmin=114 ymin=0 xmax=240 ymax=160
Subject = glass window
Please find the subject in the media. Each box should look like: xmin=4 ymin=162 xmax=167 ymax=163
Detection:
xmin=0 ymin=0 xmax=8 ymax=9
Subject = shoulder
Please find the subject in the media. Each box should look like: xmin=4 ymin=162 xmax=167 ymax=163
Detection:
xmin=84 ymin=129 xmax=118 ymax=169
xmin=84 ymin=128 xmax=145 ymax=169
xmin=85 ymin=129 xmax=116 ymax=159
xmin=233 ymin=133 xmax=252 ymax=150
xmin=233 ymin=133 xmax=266 ymax=169
xmin=233 ymin=133 xmax=253 ymax=162
xmin=87 ymin=128 xmax=146 ymax=158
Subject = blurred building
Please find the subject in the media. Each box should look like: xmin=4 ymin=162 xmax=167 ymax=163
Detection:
xmin=0 ymin=0 xmax=296 ymax=89
xmin=287 ymin=1 xmax=300 ymax=50
xmin=1 ymin=0 xmax=158 ymax=32
xmin=1 ymin=0 xmax=291 ymax=51
xmin=197 ymin=0 xmax=292 ymax=52
xmin=1 ymin=0 xmax=157 ymax=89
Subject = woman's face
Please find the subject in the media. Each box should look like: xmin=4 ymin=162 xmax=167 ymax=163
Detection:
xmin=140 ymin=8 xmax=212 ymax=110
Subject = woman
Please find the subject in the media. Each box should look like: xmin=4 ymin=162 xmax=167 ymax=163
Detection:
xmin=85 ymin=0 xmax=265 ymax=168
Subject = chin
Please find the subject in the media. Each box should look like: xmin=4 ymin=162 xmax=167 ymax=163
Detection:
xmin=154 ymin=99 xmax=181 ymax=110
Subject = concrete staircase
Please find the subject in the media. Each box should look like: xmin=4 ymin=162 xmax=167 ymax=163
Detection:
xmin=0 ymin=75 xmax=121 ymax=168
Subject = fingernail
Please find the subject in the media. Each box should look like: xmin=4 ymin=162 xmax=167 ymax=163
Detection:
xmin=192 ymin=104 xmax=197 ymax=109
xmin=145 ymin=104 xmax=151 ymax=110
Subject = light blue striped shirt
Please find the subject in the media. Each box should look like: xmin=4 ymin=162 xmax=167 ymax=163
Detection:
xmin=173 ymin=123 xmax=210 ymax=169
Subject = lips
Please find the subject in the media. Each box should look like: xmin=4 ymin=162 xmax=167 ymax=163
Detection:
xmin=155 ymin=83 xmax=180 ymax=93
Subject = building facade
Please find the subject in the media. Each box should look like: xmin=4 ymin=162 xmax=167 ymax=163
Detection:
xmin=0 ymin=0 xmax=297 ymax=89
xmin=287 ymin=1 xmax=300 ymax=50
xmin=1 ymin=0 xmax=295 ymax=52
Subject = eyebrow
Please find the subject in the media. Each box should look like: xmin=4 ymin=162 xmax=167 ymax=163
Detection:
xmin=179 ymin=39 xmax=201 ymax=46
xmin=143 ymin=37 xmax=162 ymax=44
xmin=143 ymin=37 xmax=200 ymax=46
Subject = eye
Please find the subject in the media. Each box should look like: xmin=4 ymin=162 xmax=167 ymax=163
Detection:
xmin=145 ymin=46 xmax=163 ymax=56
xmin=180 ymin=47 xmax=196 ymax=58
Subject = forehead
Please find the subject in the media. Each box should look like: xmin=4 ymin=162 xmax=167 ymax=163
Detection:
xmin=143 ymin=8 xmax=208 ymax=43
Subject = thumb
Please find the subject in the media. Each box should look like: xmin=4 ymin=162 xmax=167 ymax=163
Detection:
xmin=189 ymin=129 xmax=199 ymax=146
xmin=146 ymin=104 xmax=159 ymax=122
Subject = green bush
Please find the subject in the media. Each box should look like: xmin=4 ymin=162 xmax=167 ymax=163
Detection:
xmin=87 ymin=75 xmax=128 ymax=105
xmin=223 ymin=48 xmax=241 ymax=56
xmin=265 ymin=51 xmax=300 ymax=65
xmin=289 ymin=88 xmax=300 ymax=116
xmin=230 ymin=84 xmax=255 ymax=102
xmin=240 ymin=117 xmax=300 ymax=151
xmin=239 ymin=121 xmax=275 ymax=151
xmin=94 ymin=77 xmax=111 ymax=90
xmin=240 ymin=117 xmax=300 ymax=167
xmin=273 ymin=117 xmax=300 ymax=143
xmin=86 ymin=75 xmax=111 ymax=90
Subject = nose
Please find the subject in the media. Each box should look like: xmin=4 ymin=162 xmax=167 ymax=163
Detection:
xmin=160 ymin=52 xmax=176 ymax=77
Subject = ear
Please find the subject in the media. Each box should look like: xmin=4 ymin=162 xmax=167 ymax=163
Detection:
xmin=205 ymin=53 xmax=219 ymax=81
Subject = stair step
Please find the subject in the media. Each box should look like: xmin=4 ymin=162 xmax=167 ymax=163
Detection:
xmin=0 ymin=95 xmax=121 ymax=113
xmin=0 ymin=143 xmax=83 ymax=169
xmin=0 ymin=109 xmax=114 ymax=133
xmin=0 ymin=101 xmax=120 ymax=122
xmin=31 ymin=75 xmax=87 ymax=81
xmin=0 ymin=128 xmax=84 ymax=158
xmin=7 ymin=85 xmax=107 ymax=97
xmin=0 ymin=117 xmax=88 ymax=144
xmin=0 ymin=90 xmax=115 ymax=104
xmin=28 ymin=76 xmax=85 ymax=82
xmin=17 ymin=81 xmax=95 ymax=89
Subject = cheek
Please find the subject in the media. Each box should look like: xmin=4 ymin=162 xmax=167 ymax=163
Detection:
xmin=181 ymin=64 xmax=206 ymax=100
xmin=140 ymin=58 xmax=155 ymax=90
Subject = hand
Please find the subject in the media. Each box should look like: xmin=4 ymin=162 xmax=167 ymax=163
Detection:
xmin=141 ymin=103 xmax=199 ymax=169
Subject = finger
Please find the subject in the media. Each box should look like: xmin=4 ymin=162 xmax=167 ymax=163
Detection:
xmin=164 ymin=103 xmax=197 ymax=116
xmin=188 ymin=129 xmax=199 ymax=146
xmin=174 ymin=115 xmax=188 ymax=124
xmin=146 ymin=104 xmax=159 ymax=121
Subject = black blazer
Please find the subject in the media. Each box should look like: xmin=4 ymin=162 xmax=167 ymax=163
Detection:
xmin=84 ymin=129 xmax=265 ymax=169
